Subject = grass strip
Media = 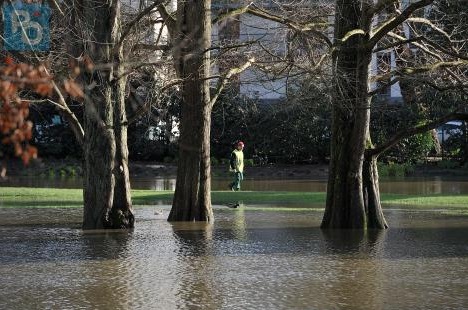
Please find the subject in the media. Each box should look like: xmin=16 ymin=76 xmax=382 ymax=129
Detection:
xmin=0 ymin=187 xmax=467 ymax=209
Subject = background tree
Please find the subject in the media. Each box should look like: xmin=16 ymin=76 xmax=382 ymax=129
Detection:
xmin=157 ymin=0 xmax=215 ymax=221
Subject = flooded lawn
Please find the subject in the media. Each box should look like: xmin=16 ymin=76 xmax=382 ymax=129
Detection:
xmin=1 ymin=206 xmax=467 ymax=309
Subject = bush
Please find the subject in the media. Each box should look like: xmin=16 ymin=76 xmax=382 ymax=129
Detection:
xmin=210 ymin=82 xmax=332 ymax=165
xmin=371 ymin=100 xmax=435 ymax=164
xmin=244 ymin=159 xmax=254 ymax=167
xmin=378 ymin=162 xmax=414 ymax=177
xmin=163 ymin=156 xmax=174 ymax=164
xmin=437 ymin=160 xmax=459 ymax=169
xmin=210 ymin=157 xmax=219 ymax=166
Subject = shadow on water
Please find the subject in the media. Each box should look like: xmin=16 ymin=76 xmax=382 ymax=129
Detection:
xmin=74 ymin=230 xmax=135 ymax=308
xmin=171 ymin=222 xmax=222 ymax=310
xmin=167 ymin=212 xmax=468 ymax=260
xmin=320 ymin=229 xmax=386 ymax=256
xmin=0 ymin=206 xmax=468 ymax=309
xmin=318 ymin=230 xmax=388 ymax=309
xmin=80 ymin=229 xmax=134 ymax=260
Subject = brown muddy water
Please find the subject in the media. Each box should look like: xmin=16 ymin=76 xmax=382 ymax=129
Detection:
xmin=1 ymin=205 xmax=468 ymax=309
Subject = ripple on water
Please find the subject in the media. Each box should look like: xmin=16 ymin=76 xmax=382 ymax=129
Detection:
xmin=0 ymin=206 xmax=467 ymax=309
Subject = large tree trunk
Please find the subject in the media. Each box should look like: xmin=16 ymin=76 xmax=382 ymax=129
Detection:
xmin=321 ymin=0 xmax=372 ymax=229
xmin=111 ymin=39 xmax=134 ymax=228
xmin=82 ymin=0 xmax=134 ymax=229
xmin=363 ymin=154 xmax=388 ymax=229
xmin=168 ymin=0 xmax=214 ymax=221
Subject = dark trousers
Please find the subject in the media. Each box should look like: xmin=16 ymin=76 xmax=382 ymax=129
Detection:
xmin=230 ymin=172 xmax=243 ymax=191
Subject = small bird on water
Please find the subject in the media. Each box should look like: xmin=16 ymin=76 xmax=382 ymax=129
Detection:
xmin=226 ymin=203 xmax=240 ymax=209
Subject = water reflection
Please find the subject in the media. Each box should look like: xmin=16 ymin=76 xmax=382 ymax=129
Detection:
xmin=2 ymin=175 xmax=468 ymax=194
xmin=1 ymin=208 xmax=468 ymax=309
xmin=320 ymin=230 xmax=387 ymax=310
xmin=171 ymin=223 xmax=220 ymax=310
xmin=77 ymin=231 xmax=133 ymax=309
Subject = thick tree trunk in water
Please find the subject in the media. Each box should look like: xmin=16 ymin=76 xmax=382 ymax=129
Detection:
xmin=168 ymin=0 xmax=213 ymax=221
xmin=111 ymin=44 xmax=134 ymax=228
xmin=363 ymin=155 xmax=388 ymax=229
xmin=321 ymin=0 xmax=372 ymax=229
xmin=82 ymin=0 xmax=134 ymax=229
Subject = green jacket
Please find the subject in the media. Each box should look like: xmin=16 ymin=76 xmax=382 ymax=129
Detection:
xmin=230 ymin=149 xmax=244 ymax=173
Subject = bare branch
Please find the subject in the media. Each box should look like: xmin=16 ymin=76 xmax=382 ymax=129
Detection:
xmin=369 ymin=76 xmax=468 ymax=96
xmin=371 ymin=60 xmax=468 ymax=88
xmin=373 ymin=36 xmax=424 ymax=53
xmin=51 ymin=82 xmax=85 ymax=147
xmin=398 ymin=60 xmax=468 ymax=75
xmin=339 ymin=29 xmax=367 ymax=43
xmin=368 ymin=109 xmax=468 ymax=157
xmin=368 ymin=0 xmax=398 ymax=16
xmin=369 ymin=0 xmax=434 ymax=48
xmin=47 ymin=0 xmax=65 ymax=16
xmin=419 ymin=37 xmax=468 ymax=61
xmin=132 ymin=43 xmax=170 ymax=52
xmin=387 ymin=31 xmax=441 ymax=59
xmin=118 ymin=0 xmax=164 ymax=48
xmin=205 ymin=40 xmax=259 ymax=53
xmin=210 ymin=57 xmax=255 ymax=107
xmin=406 ymin=17 xmax=451 ymax=42
xmin=157 ymin=4 xmax=176 ymax=38
xmin=368 ymin=77 xmax=401 ymax=96
xmin=212 ymin=2 xmax=254 ymax=24
xmin=213 ymin=4 xmax=332 ymax=47
xmin=128 ymin=79 xmax=183 ymax=125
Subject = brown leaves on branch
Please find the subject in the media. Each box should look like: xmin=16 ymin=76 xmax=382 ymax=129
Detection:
xmin=0 ymin=56 xmax=84 ymax=165
xmin=64 ymin=79 xmax=84 ymax=99
xmin=65 ymin=54 xmax=95 ymax=100
xmin=1 ymin=55 xmax=87 ymax=165
xmin=0 ymin=57 xmax=54 ymax=164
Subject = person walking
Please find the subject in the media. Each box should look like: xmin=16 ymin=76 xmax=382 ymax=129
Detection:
xmin=229 ymin=141 xmax=244 ymax=191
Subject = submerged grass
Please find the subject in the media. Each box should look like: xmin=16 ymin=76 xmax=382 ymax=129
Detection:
xmin=0 ymin=187 xmax=467 ymax=209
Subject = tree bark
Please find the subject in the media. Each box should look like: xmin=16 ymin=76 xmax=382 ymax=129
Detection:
xmin=111 ymin=32 xmax=134 ymax=228
xmin=168 ymin=0 xmax=214 ymax=221
xmin=363 ymin=154 xmax=388 ymax=229
xmin=82 ymin=0 xmax=134 ymax=229
xmin=321 ymin=0 xmax=372 ymax=229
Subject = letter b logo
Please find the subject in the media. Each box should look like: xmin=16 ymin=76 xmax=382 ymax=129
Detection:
xmin=3 ymin=3 xmax=51 ymax=51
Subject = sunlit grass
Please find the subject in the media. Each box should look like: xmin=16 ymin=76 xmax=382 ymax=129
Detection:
xmin=0 ymin=187 xmax=467 ymax=209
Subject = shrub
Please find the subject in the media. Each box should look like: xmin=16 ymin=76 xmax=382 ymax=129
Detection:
xmin=437 ymin=160 xmax=459 ymax=169
xmin=163 ymin=156 xmax=173 ymax=164
xmin=245 ymin=159 xmax=254 ymax=167
xmin=378 ymin=162 xmax=414 ymax=177
xmin=210 ymin=157 xmax=219 ymax=166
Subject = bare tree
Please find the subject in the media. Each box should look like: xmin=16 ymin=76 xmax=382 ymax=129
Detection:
xmin=323 ymin=0 xmax=467 ymax=229
xmin=221 ymin=0 xmax=466 ymax=228
xmin=156 ymin=0 xmax=215 ymax=221
xmin=79 ymin=0 xmax=134 ymax=229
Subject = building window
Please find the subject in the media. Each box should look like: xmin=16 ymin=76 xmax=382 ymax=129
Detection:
xmin=376 ymin=52 xmax=392 ymax=97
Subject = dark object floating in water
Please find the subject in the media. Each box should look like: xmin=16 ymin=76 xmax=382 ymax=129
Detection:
xmin=226 ymin=203 xmax=240 ymax=209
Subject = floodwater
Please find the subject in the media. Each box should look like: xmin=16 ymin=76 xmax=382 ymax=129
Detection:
xmin=1 ymin=206 xmax=468 ymax=309
xmin=3 ymin=176 xmax=468 ymax=195
xmin=1 ymin=176 xmax=468 ymax=308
